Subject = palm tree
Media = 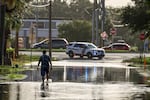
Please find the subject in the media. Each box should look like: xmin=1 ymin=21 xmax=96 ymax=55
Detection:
xmin=0 ymin=0 xmax=31 ymax=65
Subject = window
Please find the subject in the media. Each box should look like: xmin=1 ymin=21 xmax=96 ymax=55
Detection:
xmin=52 ymin=39 xmax=68 ymax=48
xmin=45 ymin=22 xmax=56 ymax=29
xmin=74 ymin=44 xmax=82 ymax=48
xmin=37 ymin=22 xmax=44 ymax=28
xmin=23 ymin=21 xmax=31 ymax=28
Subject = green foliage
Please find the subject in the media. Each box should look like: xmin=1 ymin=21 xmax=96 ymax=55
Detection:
xmin=19 ymin=48 xmax=65 ymax=52
xmin=7 ymin=74 xmax=25 ymax=80
xmin=58 ymin=20 xmax=92 ymax=42
xmin=2 ymin=0 xmax=31 ymax=31
xmin=25 ymin=0 xmax=93 ymax=20
xmin=0 ymin=0 xmax=32 ymax=65
xmin=130 ymin=46 xmax=138 ymax=52
xmin=124 ymin=57 xmax=150 ymax=65
xmin=69 ymin=0 xmax=92 ymax=20
xmin=16 ymin=54 xmax=39 ymax=62
xmin=121 ymin=0 xmax=150 ymax=32
xmin=6 ymin=47 xmax=14 ymax=53
xmin=105 ymin=50 xmax=132 ymax=53
xmin=52 ymin=0 xmax=70 ymax=18
xmin=0 ymin=66 xmax=26 ymax=80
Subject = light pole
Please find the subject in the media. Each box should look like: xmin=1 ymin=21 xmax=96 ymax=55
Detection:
xmin=35 ymin=0 xmax=39 ymax=43
xmin=29 ymin=0 xmax=52 ymax=57
xmin=49 ymin=0 xmax=52 ymax=58
xmin=100 ymin=0 xmax=105 ymax=47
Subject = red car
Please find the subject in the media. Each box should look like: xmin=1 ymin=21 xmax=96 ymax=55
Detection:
xmin=102 ymin=43 xmax=131 ymax=51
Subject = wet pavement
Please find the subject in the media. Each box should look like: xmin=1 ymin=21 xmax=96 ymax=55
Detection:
xmin=0 ymin=63 xmax=150 ymax=100
xmin=1 ymin=54 xmax=150 ymax=100
xmin=1 ymin=81 xmax=150 ymax=100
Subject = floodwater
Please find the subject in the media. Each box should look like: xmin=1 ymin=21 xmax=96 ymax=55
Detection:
xmin=0 ymin=66 xmax=150 ymax=100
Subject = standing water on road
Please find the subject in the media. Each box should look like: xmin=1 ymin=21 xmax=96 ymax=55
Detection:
xmin=0 ymin=66 xmax=150 ymax=100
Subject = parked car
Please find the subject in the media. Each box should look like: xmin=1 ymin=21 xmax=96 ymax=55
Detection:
xmin=66 ymin=42 xmax=105 ymax=59
xmin=32 ymin=38 xmax=68 ymax=49
xmin=102 ymin=43 xmax=131 ymax=51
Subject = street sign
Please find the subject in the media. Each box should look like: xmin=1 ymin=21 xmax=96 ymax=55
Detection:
xmin=139 ymin=33 xmax=145 ymax=40
xmin=110 ymin=28 xmax=117 ymax=35
xmin=101 ymin=31 xmax=108 ymax=40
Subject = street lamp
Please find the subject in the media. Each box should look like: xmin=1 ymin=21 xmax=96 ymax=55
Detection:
xmin=29 ymin=0 xmax=52 ymax=58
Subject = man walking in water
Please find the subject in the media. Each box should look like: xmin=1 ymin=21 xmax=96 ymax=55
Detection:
xmin=38 ymin=50 xmax=52 ymax=85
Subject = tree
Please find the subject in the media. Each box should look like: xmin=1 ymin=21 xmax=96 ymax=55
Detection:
xmin=24 ymin=0 xmax=93 ymax=20
xmin=121 ymin=0 xmax=150 ymax=32
xmin=52 ymin=0 xmax=70 ymax=18
xmin=0 ymin=0 xmax=31 ymax=65
xmin=58 ymin=20 xmax=92 ymax=42
xmin=69 ymin=0 xmax=92 ymax=20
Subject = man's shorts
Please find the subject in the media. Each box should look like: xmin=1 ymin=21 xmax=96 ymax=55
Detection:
xmin=41 ymin=66 xmax=49 ymax=76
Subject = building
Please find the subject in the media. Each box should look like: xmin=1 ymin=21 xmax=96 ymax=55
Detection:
xmin=12 ymin=18 xmax=71 ymax=48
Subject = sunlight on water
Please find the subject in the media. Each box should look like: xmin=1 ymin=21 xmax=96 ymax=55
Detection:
xmin=0 ymin=65 xmax=150 ymax=100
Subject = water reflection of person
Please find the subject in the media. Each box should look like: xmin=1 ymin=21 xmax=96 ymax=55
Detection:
xmin=37 ymin=50 xmax=52 ymax=86
xmin=40 ymin=83 xmax=49 ymax=97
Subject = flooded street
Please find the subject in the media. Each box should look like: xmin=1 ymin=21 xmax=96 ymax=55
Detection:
xmin=0 ymin=63 xmax=150 ymax=100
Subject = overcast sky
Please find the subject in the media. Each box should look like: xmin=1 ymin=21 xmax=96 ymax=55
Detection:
xmin=88 ymin=0 xmax=134 ymax=8
xmin=34 ymin=0 xmax=134 ymax=8
xmin=105 ymin=0 xmax=133 ymax=8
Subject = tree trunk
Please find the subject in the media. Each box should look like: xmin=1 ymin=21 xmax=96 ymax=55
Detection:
xmin=4 ymin=28 xmax=12 ymax=65
xmin=15 ymin=30 xmax=19 ymax=58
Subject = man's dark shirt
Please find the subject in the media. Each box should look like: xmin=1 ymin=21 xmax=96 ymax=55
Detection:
xmin=39 ymin=54 xmax=51 ymax=67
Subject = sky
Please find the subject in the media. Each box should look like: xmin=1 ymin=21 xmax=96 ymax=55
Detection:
xmin=104 ymin=0 xmax=133 ymax=8
xmin=32 ymin=0 xmax=134 ymax=8
xmin=66 ymin=0 xmax=134 ymax=8
xmin=88 ymin=0 xmax=134 ymax=8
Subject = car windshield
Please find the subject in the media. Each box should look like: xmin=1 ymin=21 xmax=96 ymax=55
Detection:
xmin=87 ymin=43 xmax=97 ymax=49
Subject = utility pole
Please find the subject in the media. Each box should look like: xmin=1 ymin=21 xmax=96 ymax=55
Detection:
xmin=99 ymin=0 xmax=105 ymax=47
xmin=101 ymin=0 xmax=105 ymax=34
xmin=0 ymin=4 xmax=6 ymax=65
xmin=49 ymin=0 xmax=52 ymax=58
xmin=92 ymin=0 xmax=97 ymax=44
xmin=95 ymin=8 xmax=99 ymax=46
xmin=35 ymin=0 xmax=39 ymax=43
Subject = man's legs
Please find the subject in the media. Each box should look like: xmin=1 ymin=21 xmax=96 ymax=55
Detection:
xmin=46 ymin=73 xmax=49 ymax=85
xmin=42 ymin=76 xmax=44 ymax=84
xmin=41 ymin=67 xmax=45 ymax=85
xmin=46 ymin=67 xmax=50 ymax=85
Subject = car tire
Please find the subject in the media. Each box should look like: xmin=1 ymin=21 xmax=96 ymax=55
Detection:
xmin=87 ymin=52 xmax=92 ymax=59
xmin=98 ymin=56 xmax=102 ymax=59
xmin=68 ymin=51 xmax=74 ymax=58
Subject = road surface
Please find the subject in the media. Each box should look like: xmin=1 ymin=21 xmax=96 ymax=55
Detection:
xmin=0 ymin=52 xmax=149 ymax=100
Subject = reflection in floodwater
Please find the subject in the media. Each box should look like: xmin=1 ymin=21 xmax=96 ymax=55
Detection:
xmin=0 ymin=84 xmax=9 ymax=100
xmin=40 ymin=83 xmax=50 ymax=97
xmin=66 ymin=67 xmax=105 ymax=83
xmin=0 ymin=66 xmax=150 ymax=100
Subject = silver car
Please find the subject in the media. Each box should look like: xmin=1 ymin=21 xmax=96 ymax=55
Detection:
xmin=66 ymin=42 xmax=105 ymax=59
